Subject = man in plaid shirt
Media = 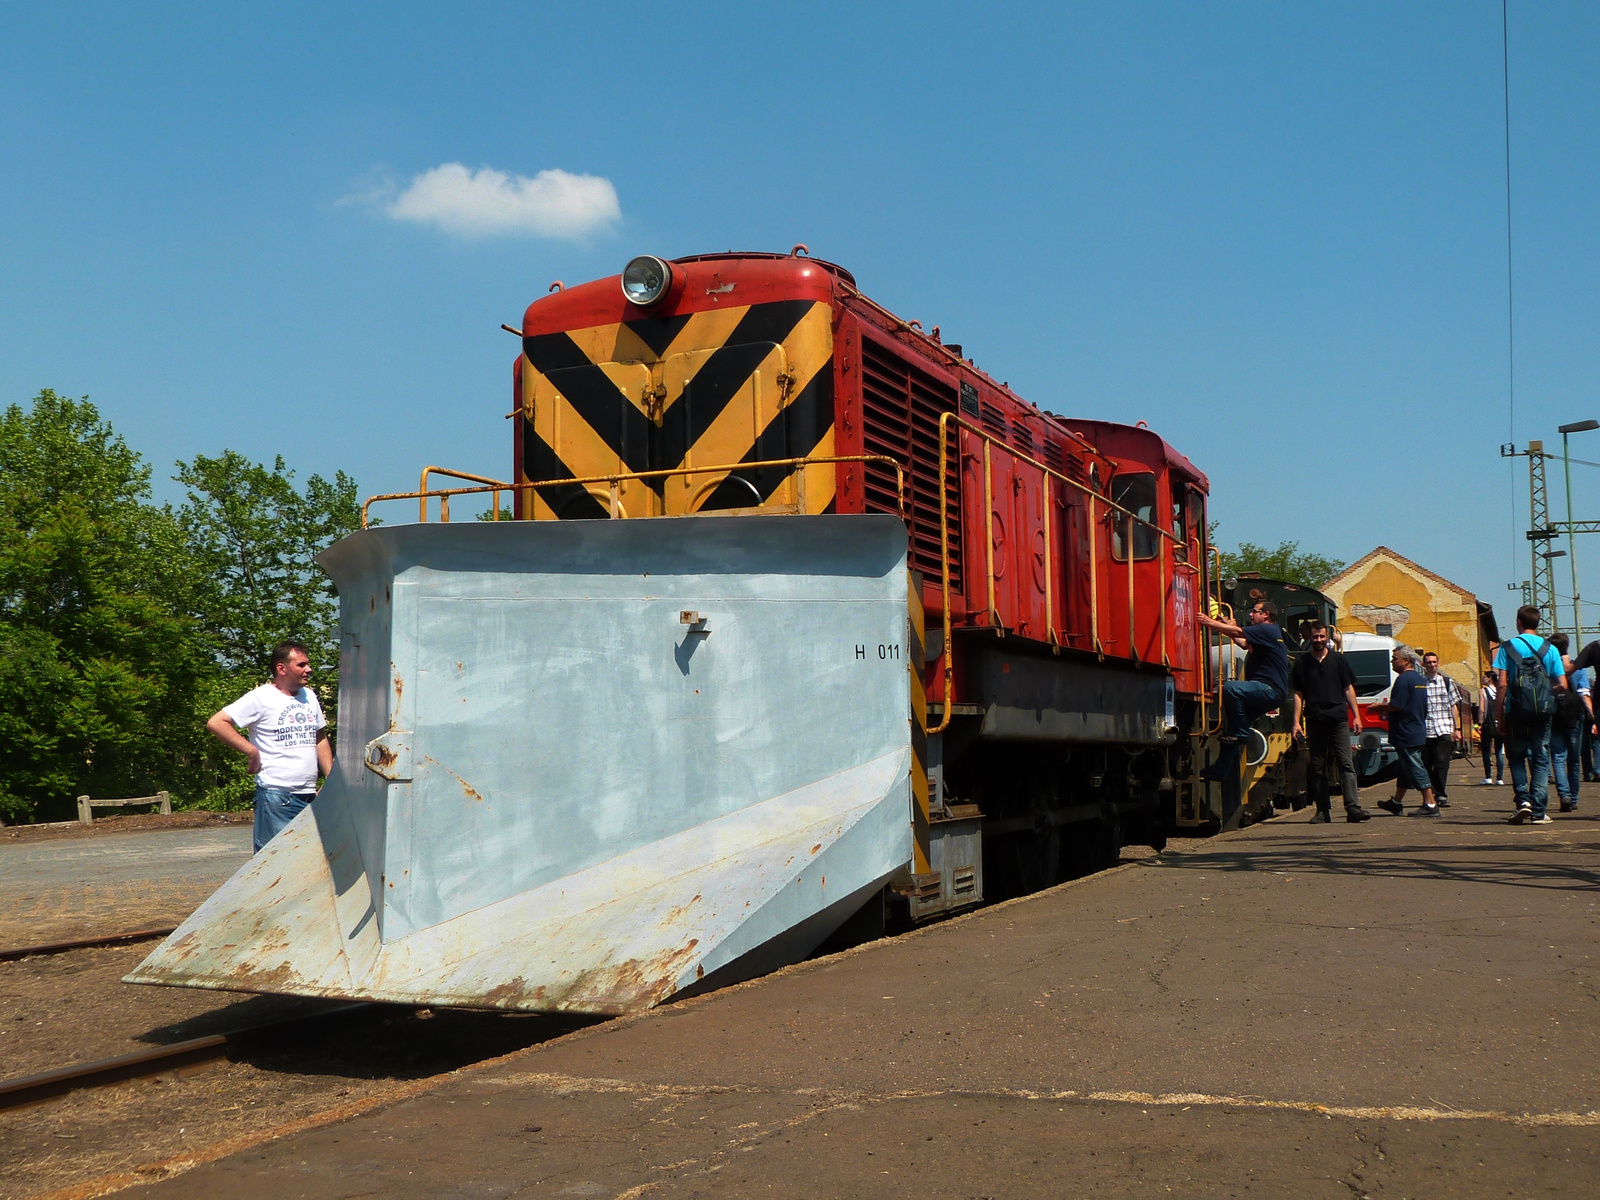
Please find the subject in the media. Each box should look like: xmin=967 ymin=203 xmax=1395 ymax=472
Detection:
xmin=1421 ymin=651 xmax=1465 ymax=807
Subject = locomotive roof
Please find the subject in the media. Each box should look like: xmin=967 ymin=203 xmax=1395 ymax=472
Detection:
xmin=1058 ymin=418 xmax=1210 ymax=491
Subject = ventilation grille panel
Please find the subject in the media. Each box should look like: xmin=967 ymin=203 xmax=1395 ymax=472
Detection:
xmin=861 ymin=339 xmax=963 ymax=588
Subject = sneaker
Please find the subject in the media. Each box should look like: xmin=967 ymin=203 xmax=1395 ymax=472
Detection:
xmin=1483 ymin=777 xmax=1494 ymax=785
xmin=1532 ymin=814 xmax=1555 ymax=824
xmin=1509 ymin=805 xmax=1532 ymax=825
xmin=1346 ymin=805 xmax=1372 ymax=823
xmin=1377 ymin=797 xmax=1404 ymax=817
xmin=1496 ymin=778 xmax=1506 ymax=785
xmin=1410 ymin=804 xmax=1440 ymax=817
xmin=1309 ymin=810 xmax=1331 ymax=824
xmin=1559 ymin=801 xmax=1577 ymax=813
xmin=1436 ymin=796 xmax=1450 ymax=808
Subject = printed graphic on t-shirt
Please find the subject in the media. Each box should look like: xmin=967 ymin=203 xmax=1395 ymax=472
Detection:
xmin=259 ymin=703 xmax=322 ymax=750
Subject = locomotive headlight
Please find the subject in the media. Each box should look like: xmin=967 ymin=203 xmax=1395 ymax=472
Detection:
xmin=621 ymin=255 xmax=673 ymax=307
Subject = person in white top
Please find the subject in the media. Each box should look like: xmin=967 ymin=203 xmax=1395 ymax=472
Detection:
xmin=206 ymin=640 xmax=333 ymax=853
xmin=1478 ymin=670 xmax=1504 ymax=785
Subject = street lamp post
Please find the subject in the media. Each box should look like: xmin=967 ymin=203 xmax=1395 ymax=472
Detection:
xmin=1558 ymin=419 xmax=1599 ymax=649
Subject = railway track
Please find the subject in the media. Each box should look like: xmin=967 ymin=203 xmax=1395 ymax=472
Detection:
xmin=0 ymin=927 xmax=178 ymax=962
xmin=0 ymin=1000 xmax=379 ymax=1111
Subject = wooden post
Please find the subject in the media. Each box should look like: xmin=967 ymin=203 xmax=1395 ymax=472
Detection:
xmin=157 ymin=790 xmax=172 ymax=815
xmin=77 ymin=795 xmax=92 ymax=826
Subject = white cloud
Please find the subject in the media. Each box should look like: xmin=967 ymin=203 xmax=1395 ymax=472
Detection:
xmin=381 ymin=163 xmax=621 ymax=239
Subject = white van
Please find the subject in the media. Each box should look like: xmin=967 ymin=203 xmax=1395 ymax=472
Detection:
xmin=1341 ymin=631 xmax=1399 ymax=785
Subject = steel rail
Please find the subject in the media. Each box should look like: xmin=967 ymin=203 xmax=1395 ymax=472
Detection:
xmin=0 ymin=928 xmax=177 ymax=963
xmin=0 ymin=1003 xmax=375 ymax=1111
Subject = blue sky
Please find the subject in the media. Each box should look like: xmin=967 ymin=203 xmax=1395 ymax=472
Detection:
xmin=2 ymin=2 xmax=1596 ymax=633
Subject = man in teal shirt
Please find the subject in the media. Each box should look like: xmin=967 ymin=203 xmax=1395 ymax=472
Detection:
xmin=1494 ymin=605 xmax=1569 ymax=825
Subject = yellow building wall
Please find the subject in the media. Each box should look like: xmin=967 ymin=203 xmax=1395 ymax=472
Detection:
xmin=1324 ymin=557 xmax=1486 ymax=697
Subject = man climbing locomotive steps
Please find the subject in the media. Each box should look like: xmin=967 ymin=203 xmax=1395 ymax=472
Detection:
xmin=1195 ymin=600 xmax=1299 ymax=795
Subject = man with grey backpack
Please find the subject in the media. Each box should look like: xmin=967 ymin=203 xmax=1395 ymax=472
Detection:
xmin=1494 ymin=605 xmax=1569 ymax=825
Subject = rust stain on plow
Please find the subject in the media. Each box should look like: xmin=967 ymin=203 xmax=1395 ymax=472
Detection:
xmin=420 ymin=756 xmax=484 ymax=803
xmin=660 ymin=893 xmax=702 ymax=925
xmin=474 ymin=938 xmax=702 ymax=1014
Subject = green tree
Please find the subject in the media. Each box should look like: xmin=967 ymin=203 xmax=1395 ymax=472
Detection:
xmin=174 ymin=451 xmax=361 ymax=678
xmin=174 ymin=452 xmax=362 ymax=810
xmin=0 ymin=391 xmax=209 ymax=822
xmin=1209 ymin=522 xmax=1345 ymax=590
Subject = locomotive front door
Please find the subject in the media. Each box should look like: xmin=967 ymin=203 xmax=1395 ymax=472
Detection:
xmin=659 ymin=343 xmax=793 ymax=515
xmin=528 ymin=362 xmax=658 ymax=519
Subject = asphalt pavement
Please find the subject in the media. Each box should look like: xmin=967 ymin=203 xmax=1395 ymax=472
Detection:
xmin=116 ymin=764 xmax=1598 ymax=1199
xmin=0 ymin=826 xmax=251 ymax=945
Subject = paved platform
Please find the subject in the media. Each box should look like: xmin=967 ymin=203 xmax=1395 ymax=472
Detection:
xmin=118 ymin=768 xmax=1598 ymax=1199
xmin=0 ymin=826 xmax=251 ymax=945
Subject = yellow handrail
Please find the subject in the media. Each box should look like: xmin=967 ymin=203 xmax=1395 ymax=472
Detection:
xmin=363 ymin=455 xmax=907 ymax=528
xmin=417 ymin=466 xmax=512 ymax=523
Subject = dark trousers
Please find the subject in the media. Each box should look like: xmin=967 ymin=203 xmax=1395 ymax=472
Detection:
xmin=1306 ymin=714 xmax=1359 ymax=814
xmin=1424 ymin=735 xmax=1454 ymax=800
xmin=1584 ymin=721 xmax=1597 ymax=780
xmin=1481 ymin=729 xmax=1504 ymax=781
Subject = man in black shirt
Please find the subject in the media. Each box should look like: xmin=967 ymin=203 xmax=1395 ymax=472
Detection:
xmin=1199 ymin=598 xmax=1290 ymax=741
xmin=1291 ymin=620 xmax=1372 ymax=823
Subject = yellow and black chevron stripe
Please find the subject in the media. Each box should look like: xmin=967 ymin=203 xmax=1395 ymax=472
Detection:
xmin=519 ymin=299 xmax=836 ymax=520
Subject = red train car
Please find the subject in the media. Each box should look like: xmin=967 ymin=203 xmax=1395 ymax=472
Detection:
xmin=499 ymin=249 xmax=1230 ymax=916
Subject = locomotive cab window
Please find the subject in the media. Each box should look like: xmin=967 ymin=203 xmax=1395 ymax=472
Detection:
xmin=1110 ymin=472 xmax=1159 ymax=561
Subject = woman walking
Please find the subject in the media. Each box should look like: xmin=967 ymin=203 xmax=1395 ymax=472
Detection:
xmin=1479 ymin=670 xmax=1505 ymax=786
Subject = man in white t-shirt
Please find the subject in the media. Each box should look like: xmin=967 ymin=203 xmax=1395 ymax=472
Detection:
xmin=206 ymin=639 xmax=333 ymax=852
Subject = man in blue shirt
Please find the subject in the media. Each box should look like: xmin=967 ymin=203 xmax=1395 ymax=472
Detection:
xmin=1494 ymin=604 xmax=1569 ymax=824
xmin=1374 ymin=645 xmax=1438 ymax=817
xmin=1199 ymin=599 xmax=1290 ymax=741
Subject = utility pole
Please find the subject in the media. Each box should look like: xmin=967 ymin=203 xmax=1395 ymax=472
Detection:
xmin=1502 ymin=441 xmax=1562 ymax=633
xmin=1558 ymin=418 xmax=1599 ymax=648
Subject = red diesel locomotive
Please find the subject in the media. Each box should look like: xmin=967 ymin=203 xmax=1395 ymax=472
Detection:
xmin=469 ymin=249 xmax=1236 ymax=916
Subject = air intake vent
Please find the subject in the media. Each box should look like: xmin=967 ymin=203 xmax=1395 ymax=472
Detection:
xmin=861 ymin=339 xmax=963 ymax=587
xmin=1012 ymin=427 xmax=1035 ymax=459
xmin=1042 ymin=438 xmax=1065 ymax=473
xmin=979 ymin=402 xmax=1007 ymax=439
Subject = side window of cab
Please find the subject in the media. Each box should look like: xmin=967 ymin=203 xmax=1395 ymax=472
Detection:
xmin=1110 ymin=472 xmax=1159 ymax=561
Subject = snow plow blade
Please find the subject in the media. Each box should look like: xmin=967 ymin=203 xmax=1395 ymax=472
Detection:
xmin=127 ymin=515 xmax=914 ymax=1014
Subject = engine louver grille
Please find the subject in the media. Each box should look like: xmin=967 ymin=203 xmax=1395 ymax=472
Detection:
xmin=861 ymin=339 xmax=963 ymax=589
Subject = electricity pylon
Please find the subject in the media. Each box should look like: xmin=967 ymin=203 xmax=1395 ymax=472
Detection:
xmin=1501 ymin=441 xmax=1562 ymax=633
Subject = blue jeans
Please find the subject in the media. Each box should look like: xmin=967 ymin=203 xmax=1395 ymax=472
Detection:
xmin=1394 ymin=744 xmax=1433 ymax=793
xmin=1222 ymin=680 xmax=1283 ymax=739
xmin=1505 ymin=718 xmax=1553 ymax=818
xmin=253 ymin=786 xmax=314 ymax=853
xmin=1551 ymin=723 xmax=1581 ymax=803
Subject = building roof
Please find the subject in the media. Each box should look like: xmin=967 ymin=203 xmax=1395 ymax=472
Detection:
xmin=1322 ymin=546 xmax=1477 ymax=605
